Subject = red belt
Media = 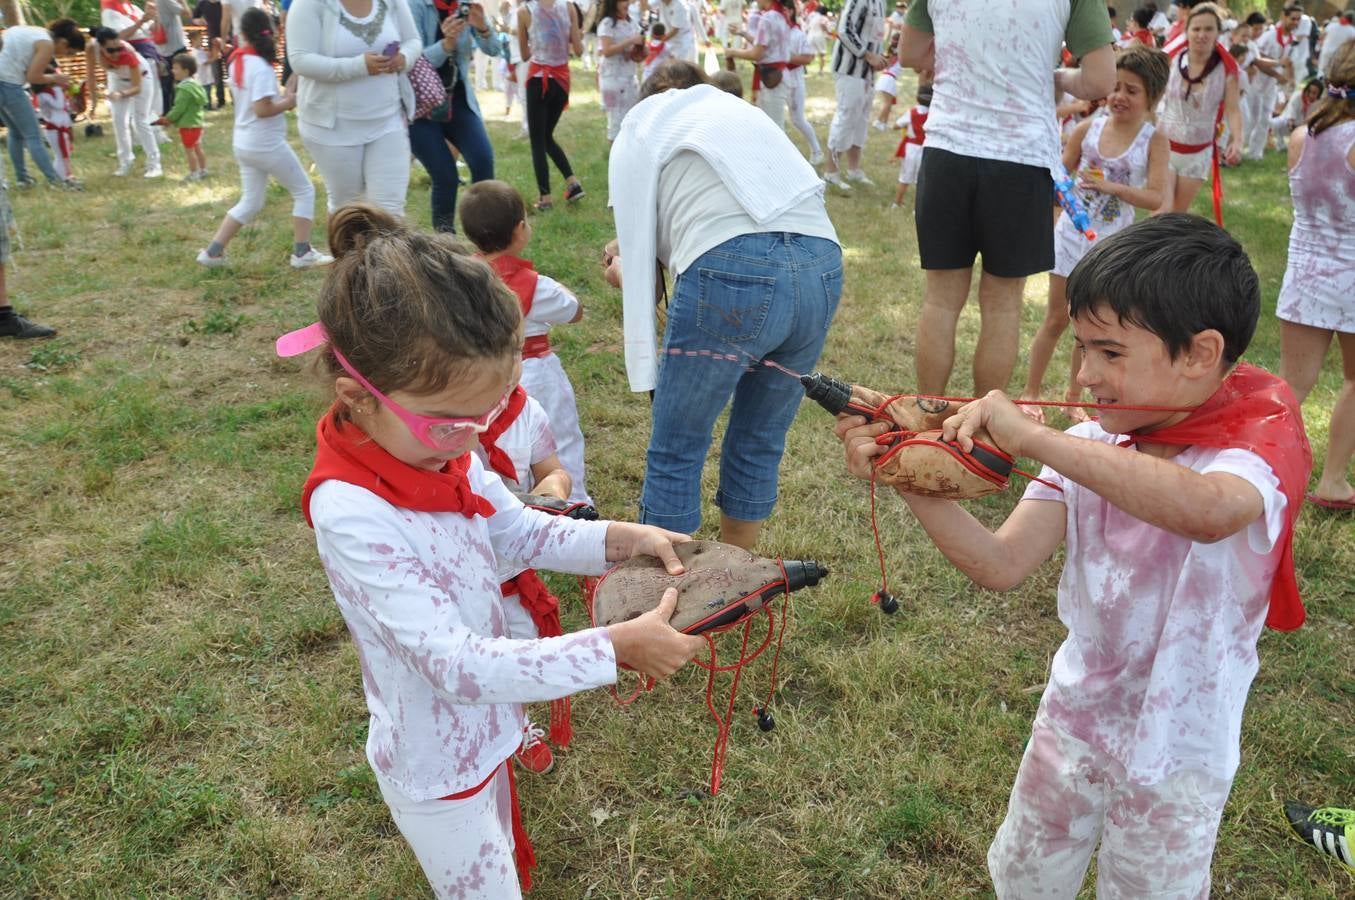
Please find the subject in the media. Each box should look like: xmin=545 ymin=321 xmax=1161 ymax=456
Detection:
xmin=439 ymin=759 xmax=537 ymax=891
xmin=523 ymin=334 xmax=552 ymax=358
xmin=41 ymin=121 xmax=73 ymax=161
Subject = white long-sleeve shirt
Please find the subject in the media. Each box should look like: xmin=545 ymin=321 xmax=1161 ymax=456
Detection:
xmin=608 ymin=83 xmax=831 ymax=392
xmin=310 ymin=454 xmax=616 ymax=801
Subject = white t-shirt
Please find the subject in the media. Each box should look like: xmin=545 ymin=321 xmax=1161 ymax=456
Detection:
xmin=0 ymin=26 xmax=50 ymax=86
xmin=1022 ymin=421 xmax=1287 ymax=784
xmin=230 ymin=53 xmax=288 ymax=151
xmin=156 ymin=0 xmax=190 ymax=53
xmin=104 ymin=45 xmax=155 ymax=92
xmin=473 ymin=395 xmax=556 ymax=497
xmin=657 ymin=0 xmax=696 ymax=53
xmin=524 ymin=273 xmax=579 ymax=338
xmin=597 ymin=15 xmax=641 ymax=80
xmin=910 ymin=0 xmax=1113 ymax=169
xmin=655 ymin=150 xmax=838 ymax=276
xmin=1319 ymin=21 xmax=1355 ymax=77
xmin=754 ymin=8 xmax=791 ymax=64
xmin=102 ymin=1 xmax=154 ymax=41
xmin=310 ymin=455 xmax=615 ymax=801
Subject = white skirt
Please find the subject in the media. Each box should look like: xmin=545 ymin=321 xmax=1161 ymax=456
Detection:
xmin=1277 ymin=229 xmax=1355 ymax=333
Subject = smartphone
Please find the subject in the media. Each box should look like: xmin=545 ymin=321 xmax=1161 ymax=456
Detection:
xmin=382 ymin=40 xmax=400 ymax=57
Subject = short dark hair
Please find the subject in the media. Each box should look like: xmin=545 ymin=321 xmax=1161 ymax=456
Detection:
xmin=458 ymin=180 xmax=527 ymax=253
xmin=91 ymin=26 xmax=119 ymax=46
xmin=709 ymin=69 xmax=743 ymax=97
xmin=1066 ymin=213 xmax=1259 ymax=366
xmin=1245 ymin=11 xmax=1267 ymax=25
xmin=640 ymin=58 xmax=708 ymax=98
xmin=1132 ymin=7 xmax=1153 ymax=28
xmin=171 ymin=51 xmax=198 ymax=75
xmin=1107 ymin=6 xmax=1117 ymax=18
xmin=1282 ymin=3 xmax=1303 ymax=16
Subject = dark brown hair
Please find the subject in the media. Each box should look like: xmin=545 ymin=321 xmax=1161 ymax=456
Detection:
xmin=1307 ymin=42 xmax=1355 ymax=137
xmin=318 ymin=204 xmax=522 ymax=410
xmin=1116 ymin=44 xmax=1169 ymax=105
xmin=640 ymin=59 xmax=710 ymax=99
xmin=240 ymin=8 xmax=276 ymax=61
xmin=48 ymin=18 xmax=87 ymax=51
xmin=458 ymin=180 xmax=527 ymax=254
xmin=171 ymin=51 xmax=199 ymax=75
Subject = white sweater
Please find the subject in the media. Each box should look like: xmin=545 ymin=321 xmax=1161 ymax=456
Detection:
xmin=310 ymin=454 xmax=616 ymax=801
xmin=608 ymin=84 xmax=828 ymax=392
xmin=286 ymin=0 xmax=422 ymax=130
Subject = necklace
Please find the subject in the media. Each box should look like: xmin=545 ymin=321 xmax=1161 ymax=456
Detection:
xmin=338 ymin=0 xmax=389 ymax=46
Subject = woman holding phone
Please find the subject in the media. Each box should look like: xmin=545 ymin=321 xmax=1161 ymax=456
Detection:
xmin=287 ymin=0 xmax=422 ymax=215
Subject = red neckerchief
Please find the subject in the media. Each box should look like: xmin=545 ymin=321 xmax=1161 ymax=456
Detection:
xmin=894 ymin=104 xmax=928 ymax=157
xmin=1274 ymin=24 xmax=1291 ymax=49
xmin=108 ymin=47 xmax=143 ymax=70
xmin=487 ymin=254 xmax=541 ymax=317
xmin=101 ymin=0 xmax=140 ymax=17
xmin=644 ymin=40 xmax=666 ymax=66
xmin=1132 ymin=27 xmax=1153 ymax=45
xmin=300 ymin=405 xmax=495 ymax=527
xmin=476 ymin=386 xmax=528 ymax=481
xmin=229 ymin=44 xmax=258 ymax=89
xmin=432 ymin=0 xmax=460 ymax=11
xmin=499 ymin=570 xmax=572 ymax=745
xmin=1121 ymin=363 xmax=1312 ymax=631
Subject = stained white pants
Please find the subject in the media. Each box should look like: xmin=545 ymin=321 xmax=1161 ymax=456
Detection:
xmin=521 ymin=353 xmax=592 ymax=504
xmin=988 ymin=714 xmax=1233 ymax=899
xmin=110 ymin=91 xmax=161 ymax=170
xmin=43 ymin=129 xmax=70 ymax=179
xmin=378 ymin=766 xmax=523 ymax=900
xmin=303 ymin=127 xmax=411 ymax=216
xmin=228 ymin=144 xmax=316 ymax=225
xmin=827 ymin=72 xmax=872 ymax=154
xmin=756 ymin=78 xmax=790 ymax=131
xmin=600 ymin=74 xmax=639 ymax=141
xmin=786 ymin=77 xmax=821 ymax=156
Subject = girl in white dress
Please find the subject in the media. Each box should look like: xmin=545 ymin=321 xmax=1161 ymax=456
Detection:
xmin=596 ymin=0 xmax=642 ymax=141
xmin=1277 ymin=44 xmax=1355 ymax=509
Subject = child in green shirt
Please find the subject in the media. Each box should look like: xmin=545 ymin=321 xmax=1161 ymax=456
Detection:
xmin=159 ymin=54 xmax=209 ymax=180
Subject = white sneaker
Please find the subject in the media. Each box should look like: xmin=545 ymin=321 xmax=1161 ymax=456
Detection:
xmin=144 ymin=166 xmax=164 ymax=178
xmin=822 ymin=170 xmax=851 ymax=190
xmin=871 ymin=121 xmax=887 ymax=132
xmin=196 ymin=248 xmax=227 ymax=268
xmin=808 ymin=149 xmax=824 ymax=166
xmin=290 ymin=248 xmax=335 ymax=269
xmin=846 ymin=169 xmax=875 ymax=186
xmin=154 ymin=126 xmax=171 ymax=144
xmin=113 ymin=164 xmax=132 ymax=177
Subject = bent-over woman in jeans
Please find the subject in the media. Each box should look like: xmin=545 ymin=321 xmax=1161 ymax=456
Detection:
xmin=609 ymin=60 xmax=842 ymax=551
xmin=518 ymin=0 xmax=583 ymax=209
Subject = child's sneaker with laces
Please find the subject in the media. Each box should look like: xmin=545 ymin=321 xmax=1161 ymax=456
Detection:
xmin=846 ymin=169 xmax=875 ymax=186
xmin=822 ymin=170 xmax=851 ymax=190
xmin=1285 ymin=802 xmax=1354 ymax=871
xmin=196 ymin=248 xmax=227 ymax=268
xmin=514 ymin=721 xmax=554 ymax=775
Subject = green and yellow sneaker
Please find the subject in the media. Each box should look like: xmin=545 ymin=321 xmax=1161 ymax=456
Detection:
xmin=1284 ymin=802 xmax=1354 ymax=872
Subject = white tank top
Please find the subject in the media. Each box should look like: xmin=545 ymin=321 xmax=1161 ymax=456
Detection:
xmin=1159 ymin=51 xmax=1230 ymax=149
xmin=1076 ymin=117 xmax=1155 ymax=232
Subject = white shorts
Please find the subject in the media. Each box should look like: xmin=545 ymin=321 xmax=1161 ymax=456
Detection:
xmin=828 ymin=73 xmax=873 ymax=153
xmin=898 ymin=147 xmax=922 ymax=184
xmin=874 ymin=71 xmax=897 ymax=97
xmin=988 ymin=714 xmax=1233 ymax=899
xmin=1169 ymin=145 xmax=1212 ymax=181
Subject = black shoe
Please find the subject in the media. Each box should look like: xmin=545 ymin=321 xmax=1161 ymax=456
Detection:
xmin=565 ymin=181 xmax=585 ymax=203
xmin=0 ymin=314 xmax=57 ymax=339
xmin=1285 ymin=802 xmax=1355 ymax=872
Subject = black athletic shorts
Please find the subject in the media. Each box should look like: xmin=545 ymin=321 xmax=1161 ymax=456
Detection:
xmin=914 ymin=146 xmax=1055 ymax=278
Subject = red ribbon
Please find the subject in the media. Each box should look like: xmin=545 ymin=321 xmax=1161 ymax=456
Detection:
xmin=477 ymin=386 xmax=528 ymax=482
xmin=300 ymin=404 xmax=496 ymax=528
xmin=438 ymin=760 xmax=537 ymax=892
xmin=500 ymin=569 xmax=572 ymax=747
xmin=229 ymin=44 xmax=258 ymax=89
xmin=41 ymin=121 xmax=73 ymax=164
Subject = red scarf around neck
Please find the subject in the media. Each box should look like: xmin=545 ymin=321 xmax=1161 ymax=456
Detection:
xmin=477 ymin=386 xmax=528 ymax=482
xmin=1123 ymin=363 xmax=1312 ymax=631
xmin=301 ymin=405 xmax=496 ymax=527
xmin=229 ymin=44 xmax=259 ymax=89
xmin=488 ymin=254 xmax=541 ymax=316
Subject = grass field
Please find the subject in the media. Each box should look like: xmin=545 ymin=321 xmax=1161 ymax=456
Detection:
xmin=1 ymin=64 xmax=1352 ymax=898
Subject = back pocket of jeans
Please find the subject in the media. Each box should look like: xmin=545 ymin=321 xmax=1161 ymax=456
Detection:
xmin=695 ymin=268 xmax=776 ymax=345
xmin=820 ymin=265 xmax=844 ymax=330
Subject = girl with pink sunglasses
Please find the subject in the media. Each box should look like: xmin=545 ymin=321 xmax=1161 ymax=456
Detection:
xmin=277 ymin=203 xmax=704 ymax=898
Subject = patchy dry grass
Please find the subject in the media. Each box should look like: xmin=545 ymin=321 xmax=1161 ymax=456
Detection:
xmin=1 ymin=65 xmax=1351 ymax=898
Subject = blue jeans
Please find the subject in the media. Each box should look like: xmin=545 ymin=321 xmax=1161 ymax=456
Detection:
xmin=0 ymin=81 xmax=62 ymax=185
xmin=408 ymin=83 xmax=495 ymax=233
xmin=640 ymin=232 xmax=843 ymax=533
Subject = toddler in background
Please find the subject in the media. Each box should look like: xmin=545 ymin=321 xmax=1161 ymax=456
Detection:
xmin=644 ymin=22 xmax=673 ymax=80
xmin=891 ymin=82 xmax=930 ymax=208
xmin=460 ymin=180 xmax=593 ymax=505
xmin=871 ymin=60 xmax=900 ymax=131
xmin=159 ymin=53 xmax=209 ymax=180
xmin=32 ymin=62 xmax=75 ymax=181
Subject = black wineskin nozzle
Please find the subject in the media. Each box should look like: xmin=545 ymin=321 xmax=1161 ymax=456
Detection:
xmin=800 ymin=371 xmax=855 ymax=416
xmin=782 ymin=560 xmax=829 ymax=592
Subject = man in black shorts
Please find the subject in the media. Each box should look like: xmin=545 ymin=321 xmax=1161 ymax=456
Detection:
xmin=897 ymin=0 xmax=1115 ymax=396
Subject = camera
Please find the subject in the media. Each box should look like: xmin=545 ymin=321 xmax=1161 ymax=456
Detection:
xmin=456 ymin=2 xmax=471 ymax=18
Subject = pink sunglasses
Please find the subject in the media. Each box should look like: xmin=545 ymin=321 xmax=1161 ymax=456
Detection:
xmin=277 ymin=322 xmax=513 ymax=451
